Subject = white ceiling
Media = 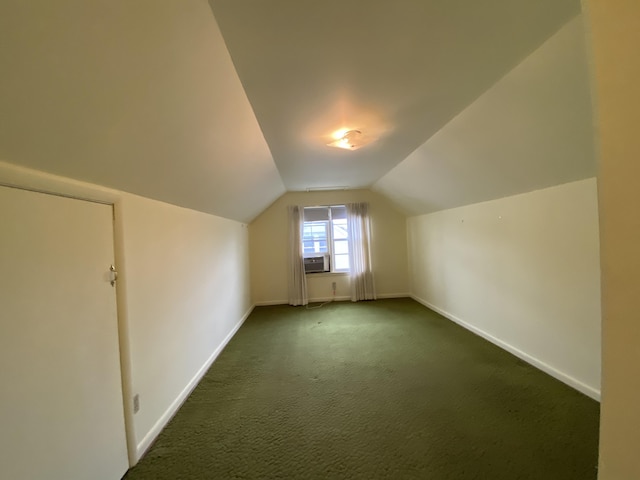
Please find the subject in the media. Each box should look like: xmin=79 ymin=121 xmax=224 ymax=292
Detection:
xmin=0 ymin=0 xmax=593 ymax=222
xmin=209 ymin=0 xmax=585 ymax=192
xmin=0 ymin=0 xmax=284 ymax=222
xmin=374 ymin=16 xmax=595 ymax=214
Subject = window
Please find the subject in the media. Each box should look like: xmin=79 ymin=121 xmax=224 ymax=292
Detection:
xmin=303 ymin=205 xmax=349 ymax=272
xmin=302 ymin=222 xmax=328 ymax=255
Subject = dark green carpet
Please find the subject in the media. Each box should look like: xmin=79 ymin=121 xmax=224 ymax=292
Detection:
xmin=124 ymin=298 xmax=599 ymax=479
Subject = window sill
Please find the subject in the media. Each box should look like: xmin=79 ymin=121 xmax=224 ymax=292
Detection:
xmin=305 ymin=271 xmax=350 ymax=277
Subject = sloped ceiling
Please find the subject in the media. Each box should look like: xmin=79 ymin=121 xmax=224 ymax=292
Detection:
xmin=0 ymin=0 xmax=592 ymax=222
xmin=0 ymin=0 xmax=285 ymax=222
xmin=374 ymin=16 xmax=595 ymax=215
xmin=209 ymin=0 xmax=583 ymax=192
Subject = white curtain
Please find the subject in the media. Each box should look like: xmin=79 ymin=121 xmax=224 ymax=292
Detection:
xmin=347 ymin=202 xmax=376 ymax=302
xmin=287 ymin=205 xmax=308 ymax=306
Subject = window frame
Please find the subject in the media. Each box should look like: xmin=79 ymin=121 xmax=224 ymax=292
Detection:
xmin=302 ymin=205 xmax=350 ymax=274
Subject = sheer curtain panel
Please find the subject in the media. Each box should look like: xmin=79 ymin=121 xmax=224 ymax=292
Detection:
xmin=347 ymin=202 xmax=376 ymax=302
xmin=287 ymin=205 xmax=308 ymax=306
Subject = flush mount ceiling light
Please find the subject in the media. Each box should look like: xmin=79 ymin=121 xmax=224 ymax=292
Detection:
xmin=327 ymin=129 xmax=376 ymax=150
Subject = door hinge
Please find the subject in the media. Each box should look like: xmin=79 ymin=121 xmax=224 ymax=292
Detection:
xmin=109 ymin=265 xmax=118 ymax=287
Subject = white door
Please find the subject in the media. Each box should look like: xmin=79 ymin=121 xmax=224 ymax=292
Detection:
xmin=0 ymin=186 xmax=129 ymax=480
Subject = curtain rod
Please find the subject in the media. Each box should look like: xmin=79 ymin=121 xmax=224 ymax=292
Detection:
xmin=304 ymin=186 xmax=349 ymax=192
xmin=302 ymin=204 xmax=347 ymax=208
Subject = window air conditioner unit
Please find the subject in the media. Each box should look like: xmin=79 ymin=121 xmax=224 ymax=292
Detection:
xmin=304 ymin=255 xmax=330 ymax=274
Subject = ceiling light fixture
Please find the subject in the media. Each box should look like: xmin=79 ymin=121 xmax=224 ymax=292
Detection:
xmin=327 ymin=129 xmax=376 ymax=150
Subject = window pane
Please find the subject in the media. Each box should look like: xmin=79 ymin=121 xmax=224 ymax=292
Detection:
xmin=334 ymin=239 xmax=349 ymax=254
xmin=302 ymin=221 xmax=328 ymax=253
xmin=303 ymin=241 xmax=327 ymax=254
xmin=334 ymin=254 xmax=349 ymax=271
xmin=303 ymin=225 xmax=326 ymax=237
xmin=332 ymin=217 xmax=349 ymax=271
xmin=302 ymin=241 xmax=328 ymax=254
xmin=330 ymin=205 xmax=347 ymax=220
xmin=304 ymin=207 xmax=330 ymax=222
xmin=332 ymin=219 xmax=348 ymax=240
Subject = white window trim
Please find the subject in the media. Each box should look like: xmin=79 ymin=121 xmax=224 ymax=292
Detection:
xmin=302 ymin=205 xmax=350 ymax=274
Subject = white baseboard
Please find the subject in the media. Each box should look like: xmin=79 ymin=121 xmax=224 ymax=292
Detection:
xmin=254 ymin=299 xmax=288 ymax=306
xmin=410 ymin=294 xmax=601 ymax=401
xmin=377 ymin=293 xmax=411 ymax=299
xmin=255 ymin=297 xmax=350 ymax=305
xmin=255 ymin=293 xmax=410 ymax=306
xmin=134 ymin=304 xmax=255 ymax=462
xmin=308 ymin=295 xmax=351 ymax=303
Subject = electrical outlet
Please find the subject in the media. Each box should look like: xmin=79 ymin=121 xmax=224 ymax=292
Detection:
xmin=332 ymin=281 xmax=336 ymax=291
xmin=133 ymin=394 xmax=140 ymax=414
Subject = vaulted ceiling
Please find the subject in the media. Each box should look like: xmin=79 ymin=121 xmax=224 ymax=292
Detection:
xmin=0 ymin=0 xmax=594 ymax=222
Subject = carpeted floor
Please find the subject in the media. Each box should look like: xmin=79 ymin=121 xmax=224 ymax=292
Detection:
xmin=124 ymin=298 xmax=599 ymax=479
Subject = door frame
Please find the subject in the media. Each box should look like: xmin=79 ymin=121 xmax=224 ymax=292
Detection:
xmin=0 ymin=160 xmax=137 ymax=466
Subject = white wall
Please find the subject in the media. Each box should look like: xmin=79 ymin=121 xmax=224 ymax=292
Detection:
xmin=0 ymin=161 xmax=253 ymax=464
xmin=583 ymin=1 xmax=640 ymax=478
xmin=118 ymin=193 xmax=252 ymax=459
xmin=408 ymin=179 xmax=601 ymax=398
xmin=250 ymin=189 xmax=409 ymax=304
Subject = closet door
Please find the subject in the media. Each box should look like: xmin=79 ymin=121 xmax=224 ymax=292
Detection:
xmin=0 ymin=186 xmax=128 ymax=480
